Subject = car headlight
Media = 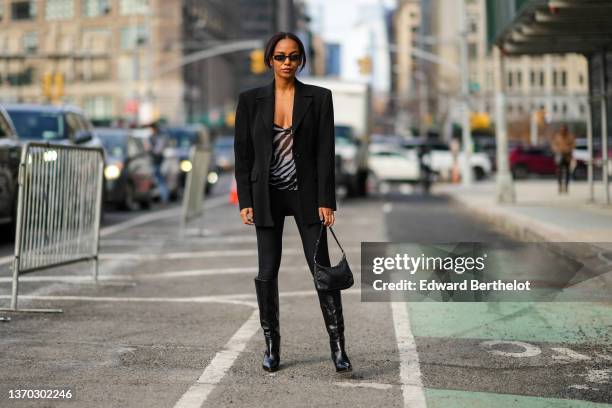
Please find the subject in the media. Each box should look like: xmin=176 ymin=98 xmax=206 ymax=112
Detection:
xmin=207 ymin=171 xmax=218 ymax=184
xmin=180 ymin=160 xmax=192 ymax=172
xmin=104 ymin=164 xmax=122 ymax=180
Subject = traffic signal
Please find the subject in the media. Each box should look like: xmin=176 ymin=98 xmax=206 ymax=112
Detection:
xmin=42 ymin=72 xmax=53 ymax=99
xmin=250 ymin=49 xmax=266 ymax=74
xmin=357 ymin=56 xmax=372 ymax=74
xmin=54 ymin=72 xmax=64 ymax=98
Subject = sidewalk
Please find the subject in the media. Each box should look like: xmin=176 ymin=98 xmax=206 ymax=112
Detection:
xmin=437 ymin=179 xmax=612 ymax=244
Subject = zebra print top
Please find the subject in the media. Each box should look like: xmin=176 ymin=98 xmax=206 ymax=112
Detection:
xmin=269 ymin=123 xmax=298 ymax=190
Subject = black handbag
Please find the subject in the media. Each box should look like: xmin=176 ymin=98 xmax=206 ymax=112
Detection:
xmin=313 ymin=223 xmax=354 ymax=291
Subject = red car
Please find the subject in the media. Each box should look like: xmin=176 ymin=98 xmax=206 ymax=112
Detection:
xmin=509 ymin=145 xmax=587 ymax=179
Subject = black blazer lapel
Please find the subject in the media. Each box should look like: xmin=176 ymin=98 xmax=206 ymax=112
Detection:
xmin=255 ymin=77 xmax=313 ymax=140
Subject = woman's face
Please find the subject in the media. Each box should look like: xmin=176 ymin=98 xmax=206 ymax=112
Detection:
xmin=270 ymin=38 xmax=301 ymax=79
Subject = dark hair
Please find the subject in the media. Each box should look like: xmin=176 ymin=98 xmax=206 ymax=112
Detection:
xmin=264 ymin=32 xmax=307 ymax=72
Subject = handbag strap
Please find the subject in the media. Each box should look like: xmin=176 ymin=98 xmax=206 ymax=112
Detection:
xmin=313 ymin=222 xmax=345 ymax=264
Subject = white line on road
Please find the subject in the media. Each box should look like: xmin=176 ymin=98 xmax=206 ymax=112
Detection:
xmin=333 ymin=381 xmax=395 ymax=390
xmin=391 ymin=302 xmax=427 ymax=408
xmin=0 ymin=288 xmax=361 ymax=304
xmin=173 ymin=309 xmax=261 ymax=408
xmin=0 ymin=196 xmax=229 ymax=267
xmin=0 ymin=266 xmax=313 ymax=284
xmin=98 ymin=246 xmax=361 ymax=261
xmin=100 ymin=195 xmax=227 ymax=238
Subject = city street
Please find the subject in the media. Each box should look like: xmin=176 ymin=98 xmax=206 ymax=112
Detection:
xmin=1 ymin=175 xmax=609 ymax=407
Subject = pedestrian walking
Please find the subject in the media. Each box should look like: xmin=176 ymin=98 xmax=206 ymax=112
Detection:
xmin=149 ymin=122 xmax=169 ymax=204
xmin=550 ymin=123 xmax=576 ymax=193
xmin=233 ymin=32 xmax=352 ymax=373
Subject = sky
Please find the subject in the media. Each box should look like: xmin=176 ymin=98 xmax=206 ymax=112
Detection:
xmin=304 ymin=0 xmax=398 ymax=42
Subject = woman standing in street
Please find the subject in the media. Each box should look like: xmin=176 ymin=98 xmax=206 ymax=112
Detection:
xmin=233 ymin=32 xmax=352 ymax=373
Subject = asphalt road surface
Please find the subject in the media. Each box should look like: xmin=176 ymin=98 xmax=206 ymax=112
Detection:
xmin=0 ymin=178 xmax=610 ymax=407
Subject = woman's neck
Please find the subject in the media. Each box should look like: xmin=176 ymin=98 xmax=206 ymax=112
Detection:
xmin=275 ymin=76 xmax=295 ymax=92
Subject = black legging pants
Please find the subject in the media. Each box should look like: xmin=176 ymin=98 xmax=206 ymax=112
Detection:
xmin=255 ymin=185 xmax=331 ymax=281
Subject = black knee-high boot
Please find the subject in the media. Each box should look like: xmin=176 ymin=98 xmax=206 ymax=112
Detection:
xmin=316 ymin=289 xmax=352 ymax=372
xmin=254 ymin=277 xmax=281 ymax=372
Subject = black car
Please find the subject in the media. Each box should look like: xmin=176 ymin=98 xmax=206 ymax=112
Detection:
xmin=4 ymin=104 xmax=101 ymax=148
xmin=96 ymin=128 xmax=156 ymax=211
xmin=164 ymin=124 xmax=218 ymax=194
xmin=0 ymin=106 xmax=20 ymax=237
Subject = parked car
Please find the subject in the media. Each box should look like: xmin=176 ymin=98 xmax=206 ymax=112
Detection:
xmin=509 ymin=144 xmax=588 ymax=179
xmin=1 ymin=104 xmax=103 ymax=234
xmin=96 ymin=127 xmax=156 ymax=210
xmin=0 ymin=106 xmax=20 ymax=237
xmin=163 ymin=124 xmax=218 ymax=194
xmin=368 ymin=143 xmax=420 ymax=183
xmin=4 ymin=104 xmax=102 ymax=148
xmin=132 ymin=127 xmax=181 ymax=201
xmin=213 ymin=135 xmax=235 ymax=172
xmin=402 ymin=139 xmax=492 ymax=181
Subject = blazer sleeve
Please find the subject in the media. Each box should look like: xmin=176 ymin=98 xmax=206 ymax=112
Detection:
xmin=316 ymin=89 xmax=337 ymax=210
xmin=234 ymin=92 xmax=254 ymax=210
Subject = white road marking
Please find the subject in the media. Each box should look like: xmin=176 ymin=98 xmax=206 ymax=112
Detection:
xmin=480 ymin=340 xmax=542 ymax=358
xmin=98 ymin=246 xmax=361 ymax=261
xmin=0 ymin=288 xmax=361 ymax=305
xmin=0 ymin=196 xmax=229 ymax=267
xmin=391 ymin=302 xmax=427 ymax=408
xmin=333 ymin=381 xmax=395 ymax=390
xmin=551 ymin=347 xmax=591 ymax=361
xmin=99 ymin=195 xmax=226 ymax=238
xmin=173 ymin=310 xmax=261 ymax=408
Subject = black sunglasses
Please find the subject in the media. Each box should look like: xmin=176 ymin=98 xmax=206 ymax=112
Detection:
xmin=273 ymin=54 xmax=301 ymax=62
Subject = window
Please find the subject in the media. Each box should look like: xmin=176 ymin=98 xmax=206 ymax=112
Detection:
xmin=517 ymin=71 xmax=522 ymax=87
xmin=84 ymin=95 xmax=113 ymax=119
xmin=561 ymin=70 xmax=567 ymax=87
xmin=539 ymin=71 xmax=545 ymax=87
xmin=82 ymin=0 xmax=110 ymax=17
xmin=578 ymin=73 xmax=585 ymax=85
xmin=0 ymin=2 xmax=4 ymax=21
xmin=468 ymin=43 xmax=477 ymax=59
xmin=119 ymin=0 xmax=147 ymax=15
xmin=507 ymin=71 xmax=513 ymax=88
xmin=552 ymin=70 xmax=558 ymax=87
xmin=120 ymin=26 xmax=149 ymax=49
xmin=11 ymin=1 xmax=36 ymax=20
xmin=23 ymin=32 xmax=37 ymax=53
xmin=46 ymin=0 xmax=74 ymax=20
xmin=530 ymin=70 xmax=535 ymax=86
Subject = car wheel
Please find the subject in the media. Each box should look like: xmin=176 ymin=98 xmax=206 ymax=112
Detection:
xmin=512 ymin=164 xmax=529 ymax=179
xmin=572 ymin=164 xmax=587 ymax=180
xmin=123 ymin=183 xmax=139 ymax=211
xmin=139 ymin=190 xmax=153 ymax=210
xmin=473 ymin=166 xmax=486 ymax=181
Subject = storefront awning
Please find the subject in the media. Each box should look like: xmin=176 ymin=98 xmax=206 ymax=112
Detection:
xmin=494 ymin=0 xmax=612 ymax=55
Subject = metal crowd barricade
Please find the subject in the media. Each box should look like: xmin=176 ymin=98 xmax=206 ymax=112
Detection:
xmin=0 ymin=142 xmax=104 ymax=313
xmin=181 ymin=146 xmax=212 ymax=236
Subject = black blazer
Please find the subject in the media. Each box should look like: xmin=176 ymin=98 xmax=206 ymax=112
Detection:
xmin=234 ymin=77 xmax=336 ymax=227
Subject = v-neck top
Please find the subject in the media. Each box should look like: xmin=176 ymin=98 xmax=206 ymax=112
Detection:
xmin=269 ymin=123 xmax=298 ymax=190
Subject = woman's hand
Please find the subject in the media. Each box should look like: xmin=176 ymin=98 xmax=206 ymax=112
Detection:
xmin=318 ymin=207 xmax=335 ymax=227
xmin=240 ymin=207 xmax=254 ymax=225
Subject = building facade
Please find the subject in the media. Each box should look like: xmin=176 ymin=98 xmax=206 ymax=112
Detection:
xmin=0 ymin=0 xmax=305 ymax=128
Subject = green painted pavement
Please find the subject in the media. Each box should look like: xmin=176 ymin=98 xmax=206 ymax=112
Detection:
xmin=425 ymin=388 xmax=612 ymax=407
xmin=406 ymin=302 xmax=612 ymax=345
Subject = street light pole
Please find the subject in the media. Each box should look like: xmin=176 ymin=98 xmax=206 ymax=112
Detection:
xmin=459 ymin=0 xmax=473 ymax=186
xmin=494 ymin=46 xmax=515 ymax=203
